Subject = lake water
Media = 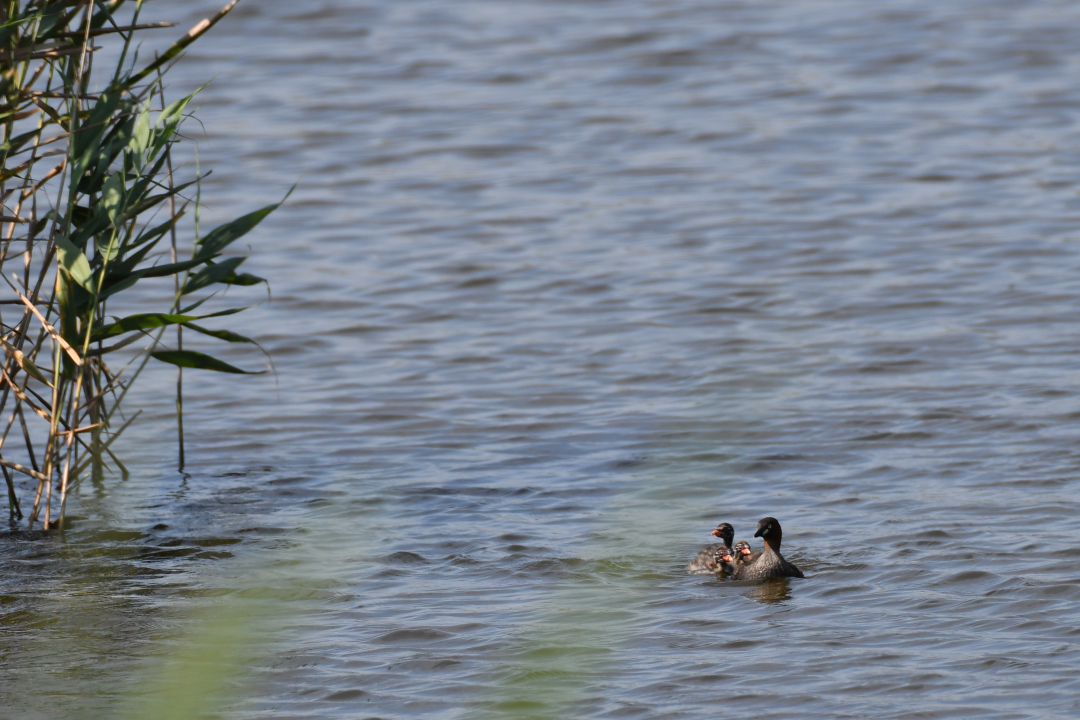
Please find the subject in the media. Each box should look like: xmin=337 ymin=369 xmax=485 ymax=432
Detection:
xmin=5 ymin=0 xmax=1080 ymax=717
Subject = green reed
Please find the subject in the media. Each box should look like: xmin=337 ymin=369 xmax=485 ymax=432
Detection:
xmin=0 ymin=0 xmax=280 ymax=529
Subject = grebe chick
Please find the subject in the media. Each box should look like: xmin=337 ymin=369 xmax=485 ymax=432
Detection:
xmin=733 ymin=540 xmax=760 ymax=565
xmin=713 ymin=546 xmax=738 ymax=575
xmin=734 ymin=517 xmax=804 ymax=580
xmin=686 ymin=522 xmax=734 ymax=574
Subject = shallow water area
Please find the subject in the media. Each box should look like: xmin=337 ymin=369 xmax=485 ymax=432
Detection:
xmin=5 ymin=0 xmax=1080 ymax=717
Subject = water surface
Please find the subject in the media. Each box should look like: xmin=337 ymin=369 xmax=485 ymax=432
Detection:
xmin=4 ymin=1 xmax=1080 ymax=717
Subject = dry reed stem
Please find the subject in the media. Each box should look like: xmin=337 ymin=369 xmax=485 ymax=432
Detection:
xmin=0 ymin=337 xmax=51 ymax=387
xmin=129 ymin=0 xmax=239 ymax=84
xmin=2 ymin=464 xmax=22 ymax=519
xmin=0 ymin=360 xmax=50 ymax=422
xmin=9 ymin=281 xmax=83 ymax=366
xmin=23 ymin=158 xmax=67 ymax=196
xmin=58 ymin=381 xmax=79 ymax=522
xmin=16 ymin=403 xmax=39 ymax=473
xmin=57 ymin=22 xmax=174 ymax=39
xmin=0 ymin=457 xmax=48 ymax=483
xmin=19 ymin=60 xmax=50 ymax=103
xmin=0 ymin=405 xmax=19 ymax=456
xmin=57 ymin=422 xmax=102 ymax=436
xmin=0 ymin=45 xmax=99 ymax=63
xmin=57 ymin=344 xmax=93 ymax=521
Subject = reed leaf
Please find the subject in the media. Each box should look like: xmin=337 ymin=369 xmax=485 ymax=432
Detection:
xmin=151 ymin=350 xmax=263 ymax=375
xmin=195 ymin=202 xmax=280 ymax=260
xmin=92 ymin=308 xmax=244 ymax=341
xmin=181 ymin=256 xmax=247 ymax=295
xmin=128 ymin=100 xmax=151 ymax=157
xmin=55 ymin=235 xmax=95 ymax=290
xmin=184 ymin=323 xmax=256 ymax=345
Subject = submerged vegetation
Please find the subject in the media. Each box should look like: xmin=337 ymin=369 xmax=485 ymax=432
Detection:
xmin=0 ymin=1 xmax=280 ymax=529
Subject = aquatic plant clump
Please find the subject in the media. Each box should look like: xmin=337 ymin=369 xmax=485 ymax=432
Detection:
xmin=0 ymin=1 xmax=280 ymax=529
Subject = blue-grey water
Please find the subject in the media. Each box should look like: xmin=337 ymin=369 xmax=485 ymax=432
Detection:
xmin=5 ymin=0 xmax=1080 ymax=717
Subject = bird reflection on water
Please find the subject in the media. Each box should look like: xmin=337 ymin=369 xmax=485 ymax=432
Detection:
xmin=744 ymin=578 xmax=793 ymax=605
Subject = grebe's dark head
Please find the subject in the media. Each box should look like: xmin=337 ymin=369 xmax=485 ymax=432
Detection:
xmin=711 ymin=522 xmax=734 ymax=547
xmin=753 ymin=517 xmax=784 ymax=548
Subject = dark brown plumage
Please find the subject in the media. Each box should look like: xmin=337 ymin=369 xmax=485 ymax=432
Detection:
xmin=732 ymin=517 xmax=804 ymax=580
xmin=686 ymin=522 xmax=734 ymax=574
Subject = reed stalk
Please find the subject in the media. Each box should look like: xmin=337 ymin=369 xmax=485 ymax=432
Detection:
xmin=0 ymin=0 xmax=280 ymax=529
